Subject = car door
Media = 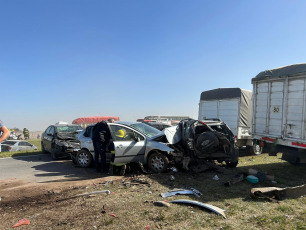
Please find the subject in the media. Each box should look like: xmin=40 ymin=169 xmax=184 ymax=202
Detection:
xmin=82 ymin=126 xmax=94 ymax=154
xmin=18 ymin=142 xmax=27 ymax=151
xmin=109 ymin=124 xmax=146 ymax=164
xmin=24 ymin=142 xmax=34 ymax=151
xmin=44 ymin=126 xmax=55 ymax=152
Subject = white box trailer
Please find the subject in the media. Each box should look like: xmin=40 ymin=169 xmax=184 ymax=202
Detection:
xmin=252 ymin=63 xmax=306 ymax=163
xmin=198 ymin=88 xmax=258 ymax=153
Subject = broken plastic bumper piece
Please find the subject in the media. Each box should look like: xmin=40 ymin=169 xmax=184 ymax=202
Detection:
xmin=161 ymin=188 xmax=202 ymax=198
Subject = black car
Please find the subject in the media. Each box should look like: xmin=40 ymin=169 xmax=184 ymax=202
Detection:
xmin=41 ymin=124 xmax=83 ymax=160
xmin=179 ymin=119 xmax=238 ymax=167
xmin=153 ymin=119 xmax=239 ymax=172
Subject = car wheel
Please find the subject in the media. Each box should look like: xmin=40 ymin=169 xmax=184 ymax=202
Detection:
xmin=76 ymin=150 xmax=93 ymax=168
xmin=225 ymin=160 xmax=238 ymax=168
xmin=247 ymin=142 xmax=262 ymax=155
xmin=147 ymin=151 xmax=169 ymax=173
xmin=41 ymin=142 xmax=47 ymax=154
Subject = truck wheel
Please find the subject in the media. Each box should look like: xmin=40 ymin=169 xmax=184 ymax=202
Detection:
xmin=147 ymin=152 xmax=169 ymax=173
xmin=247 ymin=142 xmax=262 ymax=155
xmin=76 ymin=150 xmax=93 ymax=168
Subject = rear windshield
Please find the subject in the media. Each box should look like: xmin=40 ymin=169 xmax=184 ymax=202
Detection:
xmin=56 ymin=126 xmax=83 ymax=133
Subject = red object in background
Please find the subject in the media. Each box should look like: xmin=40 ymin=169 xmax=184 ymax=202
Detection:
xmin=72 ymin=116 xmax=120 ymax=125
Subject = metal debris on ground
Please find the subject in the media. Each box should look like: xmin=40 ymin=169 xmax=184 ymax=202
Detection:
xmin=77 ymin=190 xmax=111 ymax=196
xmin=212 ymin=175 xmax=219 ymax=181
xmin=153 ymin=201 xmax=171 ymax=207
xmin=161 ymin=188 xmax=202 ymax=198
xmin=170 ymin=199 xmax=226 ymax=219
xmin=56 ymin=190 xmax=110 ymax=202
xmin=122 ymin=178 xmax=151 ymax=187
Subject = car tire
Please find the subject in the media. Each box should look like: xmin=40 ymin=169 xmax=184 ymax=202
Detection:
xmin=76 ymin=149 xmax=93 ymax=168
xmin=225 ymin=160 xmax=238 ymax=168
xmin=247 ymin=142 xmax=262 ymax=155
xmin=147 ymin=151 xmax=169 ymax=173
xmin=41 ymin=142 xmax=47 ymax=154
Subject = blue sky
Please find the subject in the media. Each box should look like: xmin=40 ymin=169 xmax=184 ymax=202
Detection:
xmin=1 ymin=0 xmax=306 ymax=131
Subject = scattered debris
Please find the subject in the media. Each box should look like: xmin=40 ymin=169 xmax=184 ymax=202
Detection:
xmin=170 ymin=167 xmax=178 ymax=173
xmin=101 ymin=205 xmax=107 ymax=214
xmin=154 ymin=201 xmax=171 ymax=207
xmin=145 ymin=226 xmax=151 ymax=230
xmin=108 ymin=213 xmax=117 ymax=218
xmin=224 ymin=173 xmax=244 ymax=186
xmin=77 ymin=190 xmax=111 ymax=197
xmin=170 ymin=199 xmax=226 ymax=219
xmin=213 ymin=175 xmax=219 ymax=181
xmin=13 ymin=218 xmax=30 ymax=227
xmin=246 ymin=175 xmax=259 ymax=184
xmin=56 ymin=190 xmax=110 ymax=202
xmin=251 ymin=184 xmax=306 ymax=202
xmin=161 ymin=188 xmax=202 ymax=198
xmin=169 ymin=175 xmax=175 ymax=181
xmin=247 ymin=168 xmax=275 ymax=183
xmin=122 ymin=178 xmax=151 ymax=187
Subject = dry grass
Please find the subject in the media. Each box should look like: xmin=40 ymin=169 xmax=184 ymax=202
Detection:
xmin=1 ymin=153 xmax=305 ymax=229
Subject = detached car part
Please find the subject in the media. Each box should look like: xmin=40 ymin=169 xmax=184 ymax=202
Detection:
xmin=170 ymin=199 xmax=226 ymax=219
xmin=161 ymin=188 xmax=202 ymax=198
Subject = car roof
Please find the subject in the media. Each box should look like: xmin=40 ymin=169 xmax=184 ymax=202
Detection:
xmin=53 ymin=124 xmax=82 ymax=127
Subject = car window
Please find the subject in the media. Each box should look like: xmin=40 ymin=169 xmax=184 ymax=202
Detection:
xmin=2 ymin=141 xmax=17 ymax=145
xmin=56 ymin=126 xmax=82 ymax=133
xmin=110 ymin=125 xmax=144 ymax=141
xmin=19 ymin=142 xmax=26 ymax=146
xmin=45 ymin=126 xmax=52 ymax=134
xmin=24 ymin=142 xmax=32 ymax=146
xmin=129 ymin=123 xmax=161 ymax=138
xmin=49 ymin=127 xmax=55 ymax=135
xmin=84 ymin=126 xmax=93 ymax=138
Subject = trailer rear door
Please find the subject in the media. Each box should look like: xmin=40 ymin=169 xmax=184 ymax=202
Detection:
xmin=285 ymin=78 xmax=306 ymax=139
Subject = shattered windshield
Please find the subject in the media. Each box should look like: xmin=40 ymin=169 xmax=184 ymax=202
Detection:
xmin=129 ymin=123 xmax=162 ymax=138
xmin=56 ymin=126 xmax=83 ymax=133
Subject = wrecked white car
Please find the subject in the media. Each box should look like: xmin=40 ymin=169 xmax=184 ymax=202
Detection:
xmin=71 ymin=119 xmax=238 ymax=173
xmin=71 ymin=122 xmax=174 ymax=171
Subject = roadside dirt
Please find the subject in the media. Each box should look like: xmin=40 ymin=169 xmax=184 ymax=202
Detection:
xmin=0 ymin=177 xmax=121 ymax=202
xmin=0 ymin=176 xmax=124 ymax=229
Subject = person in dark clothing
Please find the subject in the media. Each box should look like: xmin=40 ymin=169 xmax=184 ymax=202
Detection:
xmin=92 ymin=121 xmax=111 ymax=173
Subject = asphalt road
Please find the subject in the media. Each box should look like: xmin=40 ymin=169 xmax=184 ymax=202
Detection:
xmin=0 ymin=154 xmax=100 ymax=183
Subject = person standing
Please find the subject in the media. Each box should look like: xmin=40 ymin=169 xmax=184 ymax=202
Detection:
xmin=92 ymin=121 xmax=111 ymax=173
xmin=23 ymin=128 xmax=30 ymax=140
xmin=0 ymin=120 xmax=10 ymax=152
